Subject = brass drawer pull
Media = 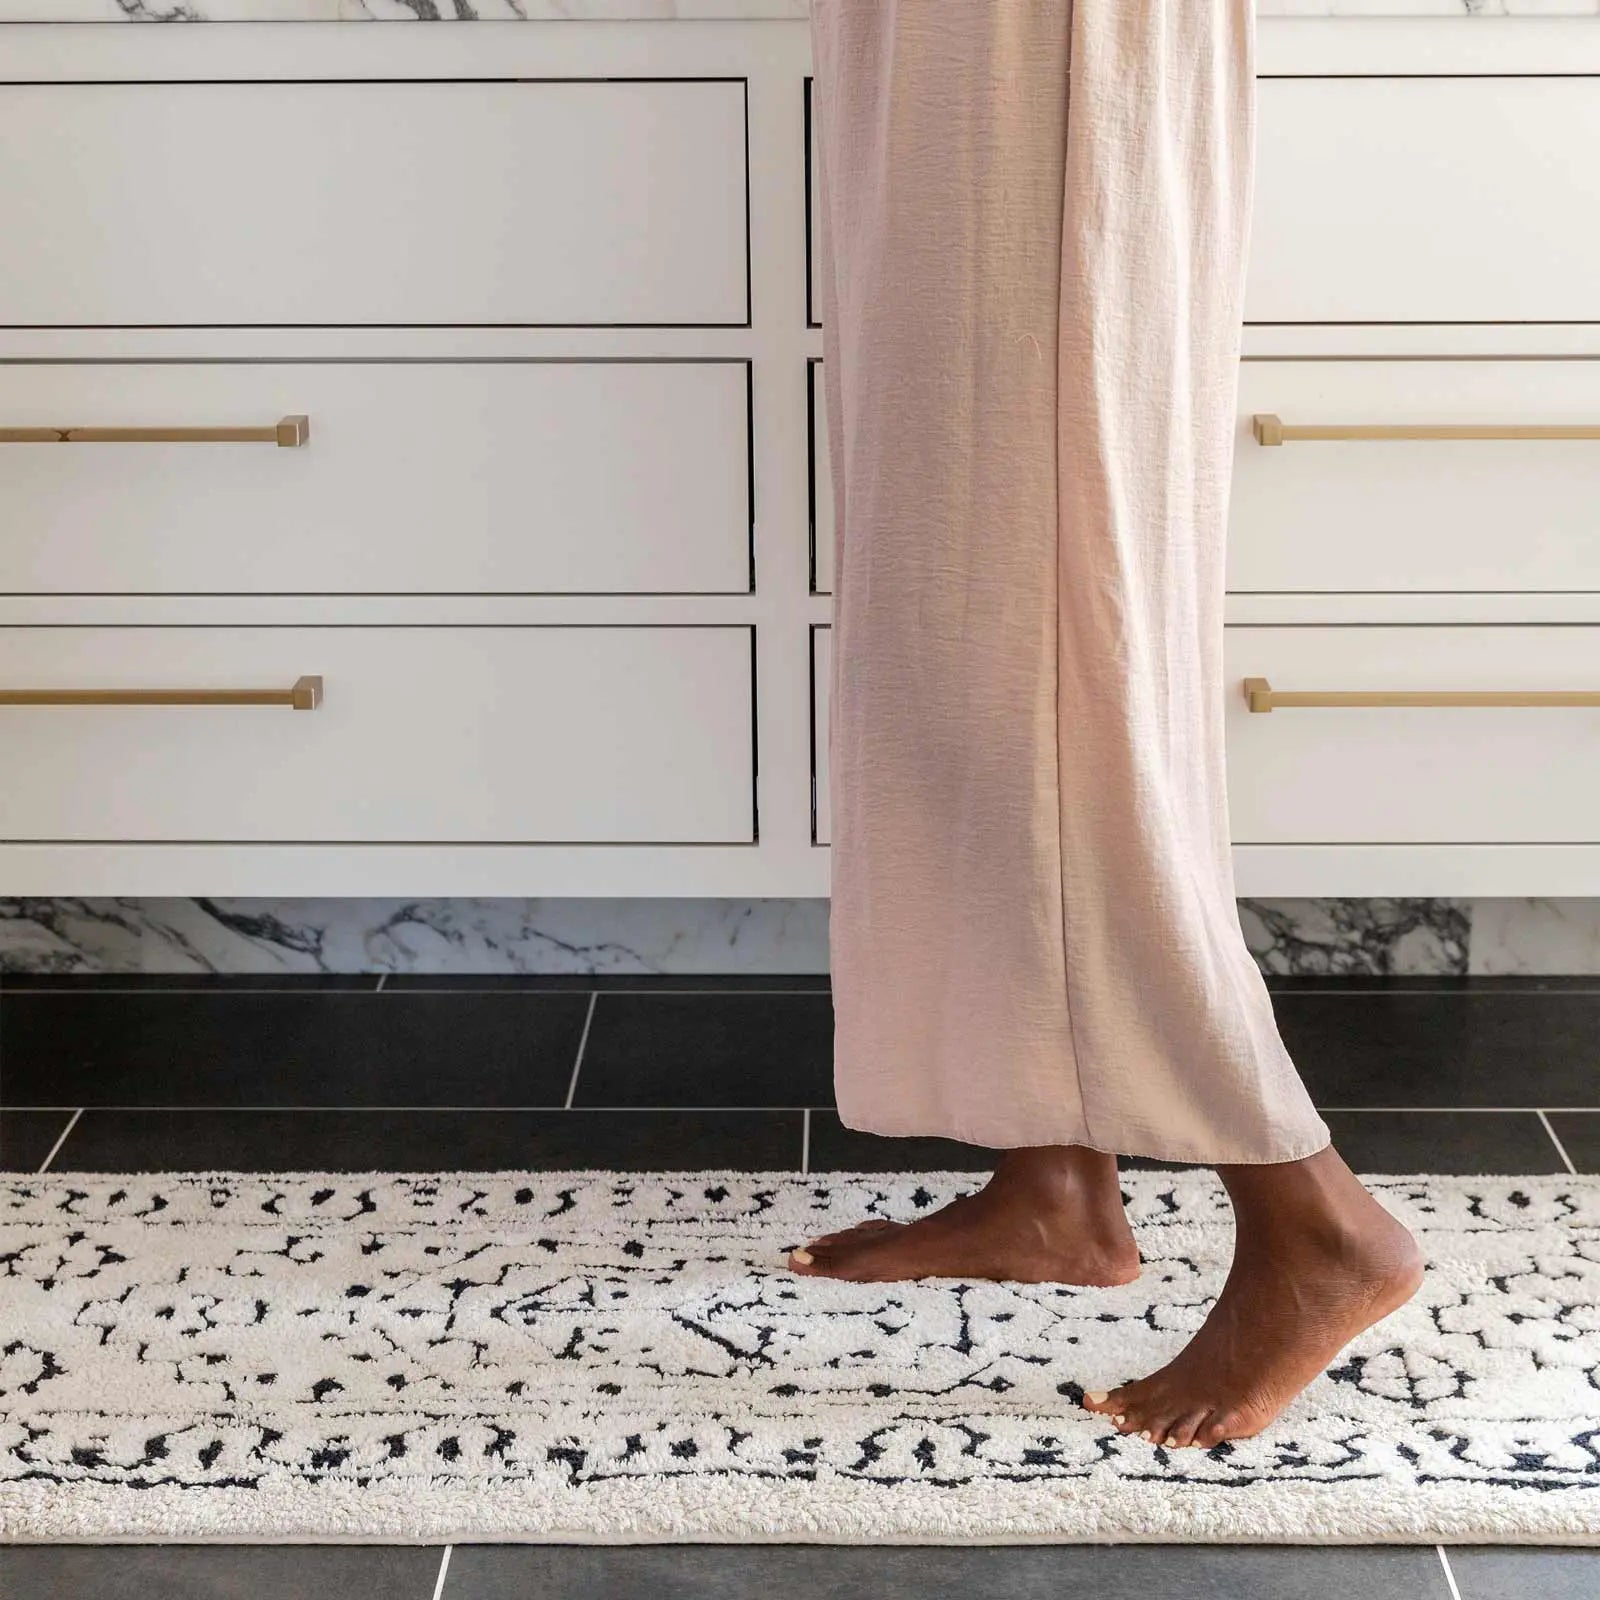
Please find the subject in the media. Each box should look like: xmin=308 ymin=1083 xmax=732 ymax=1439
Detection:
xmin=1252 ymin=413 xmax=1600 ymax=447
xmin=0 ymin=675 xmax=323 ymax=711
xmin=0 ymin=414 xmax=309 ymax=447
xmin=1243 ymin=676 xmax=1600 ymax=714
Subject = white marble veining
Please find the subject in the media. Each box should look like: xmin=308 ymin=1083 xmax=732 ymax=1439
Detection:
xmin=3 ymin=896 xmax=1597 ymax=974
xmin=1468 ymin=898 xmax=1600 ymax=975
xmin=2 ymin=894 xmax=1594 ymax=975
xmin=1238 ymin=897 xmax=1470 ymax=977
xmin=5 ymin=0 xmax=1598 ymax=19
xmin=0 ymin=897 xmax=835 ymax=976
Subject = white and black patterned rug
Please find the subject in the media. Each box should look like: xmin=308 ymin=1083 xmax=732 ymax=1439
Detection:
xmin=2 ymin=1169 xmax=1597 ymax=1545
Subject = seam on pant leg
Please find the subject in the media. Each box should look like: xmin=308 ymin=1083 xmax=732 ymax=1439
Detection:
xmin=1053 ymin=6 xmax=1096 ymax=1154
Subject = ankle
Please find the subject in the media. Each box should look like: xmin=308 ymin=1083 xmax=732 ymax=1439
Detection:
xmin=991 ymin=1144 xmax=1119 ymax=1205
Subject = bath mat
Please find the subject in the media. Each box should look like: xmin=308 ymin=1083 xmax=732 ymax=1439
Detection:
xmin=1 ymin=1169 xmax=1597 ymax=1545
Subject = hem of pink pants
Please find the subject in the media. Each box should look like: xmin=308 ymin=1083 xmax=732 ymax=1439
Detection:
xmin=831 ymin=1111 xmax=1336 ymax=1170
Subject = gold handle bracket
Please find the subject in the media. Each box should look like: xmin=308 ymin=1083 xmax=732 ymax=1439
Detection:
xmin=0 ymin=674 xmax=323 ymax=711
xmin=1252 ymin=413 xmax=1600 ymax=447
xmin=0 ymin=414 xmax=309 ymax=447
xmin=1244 ymin=676 xmax=1600 ymax=713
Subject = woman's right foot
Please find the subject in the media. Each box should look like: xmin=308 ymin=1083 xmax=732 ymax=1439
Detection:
xmin=1081 ymin=1147 xmax=1424 ymax=1447
xmin=787 ymin=1144 xmax=1141 ymax=1285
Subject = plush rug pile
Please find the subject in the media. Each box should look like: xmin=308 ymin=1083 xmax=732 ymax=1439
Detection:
xmin=1 ymin=1169 xmax=1597 ymax=1544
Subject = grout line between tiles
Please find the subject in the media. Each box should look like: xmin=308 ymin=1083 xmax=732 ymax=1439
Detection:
xmin=4 ymin=1103 xmax=1594 ymax=1115
xmin=801 ymin=1108 xmax=811 ymax=1174
xmin=0 ymin=1104 xmax=825 ymax=1113
xmin=1537 ymin=1110 xmax=1580 ymax=1175
xmin=1436 ymin=1546 xmax=1464 ymax=1600
xmin=564 ymin=992 xmax=598 ymax=1110
xmin=35 ymin=1108 xmax=83 ymax=1174
xmin=430 ymin=1544 xmax=452 ymax=1600
xmin=1317 ymin=1106 xmax=1600 ymax=1114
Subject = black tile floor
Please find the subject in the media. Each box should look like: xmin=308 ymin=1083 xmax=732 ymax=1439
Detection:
xmin=0 ymin=972 xmax=1595 ymax=1598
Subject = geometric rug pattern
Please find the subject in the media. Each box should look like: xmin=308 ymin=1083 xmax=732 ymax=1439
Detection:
xmin=2 ymin=1170 xmax=1597 ymax=1543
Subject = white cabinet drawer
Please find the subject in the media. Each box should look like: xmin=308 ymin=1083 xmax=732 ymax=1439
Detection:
xmin=815 ymin=358 xmax=1600 ymax=597
xmin=0 ymin=626 xmax=755 ymax=843
xmin=0 ymin=80 xmax=748 ymax=327
xmin=1226 ymin=626 xmax=1600 ymax=844
xmin=816 ymin=623 xmax=1600 ymax=848
xmin=0 ymin=361 xmax=752 ymax=595
xmin=1231 ymin=361 xmax=1600 ymax=594
xmin=808 ymin=77 xmax=1600 ymax=328
xmin=1249 ymin=76 xmax=1600 ymax=324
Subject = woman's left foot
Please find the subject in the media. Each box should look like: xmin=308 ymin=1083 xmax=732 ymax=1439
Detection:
xmin=789 ymin=1145 xmax=1140 ymax=1286
xmin=1080 ymin=1148 xmax=1424 ymax=1448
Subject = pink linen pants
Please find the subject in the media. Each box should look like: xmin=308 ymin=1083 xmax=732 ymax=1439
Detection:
xmin=809 ymin=0 xmax=1330 ymax=1166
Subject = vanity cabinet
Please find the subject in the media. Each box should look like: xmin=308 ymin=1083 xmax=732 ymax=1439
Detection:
xmin=1 ymin=17 xmax=1597 ymax=896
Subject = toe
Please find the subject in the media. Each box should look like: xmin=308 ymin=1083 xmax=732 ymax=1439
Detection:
xmin=1142 ymin=1413 xmax=1183 ymax=1449
xmin=1164 ymin=1409 xmax=1211 ymax=1450
xmin=1212 ymin=1408 xmax=1267 ymax=1444
xmin=1196 ymin=1413 xmax=1232 ymax=1449
xmin=1081 ymin=1387 xmax=1125 ymax=1419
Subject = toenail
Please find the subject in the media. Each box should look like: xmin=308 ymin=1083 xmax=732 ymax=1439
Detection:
xmin=790 ymin=1249 xmax=813 ymax=1265
xmin=1113 ymin=1414 xmax=1125 ymax=1425
xmin=1164 ymin=1437 xmax=1179 ymax=1447
xmin=1140 ymin=1430 xmax=1153 ymax=1442
xmin=1084 ymin=1392 xmax=1107 ymax=1405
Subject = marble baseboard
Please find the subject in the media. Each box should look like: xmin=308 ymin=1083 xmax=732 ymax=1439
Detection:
xmin=1 ymin=896 xmax=1596 ymax=976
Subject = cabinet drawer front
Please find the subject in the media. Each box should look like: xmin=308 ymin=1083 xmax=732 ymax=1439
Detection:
xmin=807 ymin=77 xmax=1600 ymax=328
xmin=1231 ymin=361 xmax=1600 ymax=594
xmin=1249 ymin=77 xmax=1600 ymax=324
xmin=816 ymin=624 xmax=1600 ymax=847
xmin=0 ymin=81 xmax=748 ymax=327
xmin=0 ymin=362 xmax=752 ymax=595
xmin=0 ymin=627 xmax=755 ymax=843
xmin=1227 ymin=627 xmax=1600 ymax=844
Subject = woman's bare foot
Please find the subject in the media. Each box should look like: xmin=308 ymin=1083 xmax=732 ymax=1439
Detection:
xmin=1081 ymin=1147 xmax=1423 ymax=1448
xmin=787 ymin=1145 xmax=1140 ymax=1285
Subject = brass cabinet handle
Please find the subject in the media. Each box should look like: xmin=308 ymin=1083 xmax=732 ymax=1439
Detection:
xmin=1252 ymin=413 xmax=1600 ymax=447
xmin=0 ymin=414 xmax=309 ymax=447
xmin=0 ymin=675 xmax=323 ymax=711
xmin=1243 ymin=676 xmax=1600 ymax=714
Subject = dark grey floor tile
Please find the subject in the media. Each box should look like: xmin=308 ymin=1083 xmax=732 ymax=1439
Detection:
xmin=1272 ymin=991 xmax=1600 ymax=1107
xmin=574 ymin=992 xmax=834 ymax=1107
xmin=1449 ymin=1546 xmax=1600 ymax=1600
xmin=443 ymin=1542 xmax=1445 ymax=1600
xmin=808 ymin=1110 xmax=996 ymax=1172
xmin=0 ymin=1543 xmax=442 ymax=1600
xmin=0 ymin=1108 xmax=76 ymax=1171
xmin=1320 ymin=1110 xmax=1571 ymax=1174
xmin=0 ymin=991 xmax=586 ymax=1107
xmin=0 ymin=973 xmax=381 ymax=991
xmin=47 ymin=1107 xmax=803 ymax=1173
xmin=1545 ymin=1112 xmax=1597 ymax=1174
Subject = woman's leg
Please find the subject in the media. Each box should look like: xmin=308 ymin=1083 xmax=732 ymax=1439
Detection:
xmin=805 ymin=0 xmax=1138 ymax=1289
xmin=805 ymin=0 xmax=1421 ymax=1438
